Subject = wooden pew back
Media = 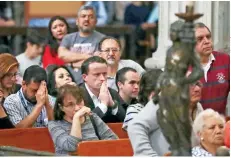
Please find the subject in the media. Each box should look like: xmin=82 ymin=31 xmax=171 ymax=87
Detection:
xmin=77 ymin=139 xmax=133 ymax=156
xmin=0 ymin=128 xmax=55 ymax=153
xmin=0 ymin=123 xmax=128 ymax=154
xmin=107 ymin=123 xmax=128 ymax=138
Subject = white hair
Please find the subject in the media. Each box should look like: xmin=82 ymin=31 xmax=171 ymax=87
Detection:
xmin=192 ymin=108 xmax=225 ymax=141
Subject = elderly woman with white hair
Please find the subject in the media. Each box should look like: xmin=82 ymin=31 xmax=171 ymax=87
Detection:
xmin=192 ymin=109 xmax=226 ymax=156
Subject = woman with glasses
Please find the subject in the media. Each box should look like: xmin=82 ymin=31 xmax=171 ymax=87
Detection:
xmin=0 ymin=53 xmax=20 ymax=129
xmin=48 ymin=84 xmax=118 ymax=155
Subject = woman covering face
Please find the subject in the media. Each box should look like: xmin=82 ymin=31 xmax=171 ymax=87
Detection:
xmin=192 ymin=109 xmax=225 ymax=156
xmin=48 ymin=84 xmax=118 ymax=155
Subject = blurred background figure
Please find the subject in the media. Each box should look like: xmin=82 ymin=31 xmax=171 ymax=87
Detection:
xmin=16 ymin=29 xmax=45 ymax=78
xmin=84 ymin=1 xmax=107 ymax=26
xmin=124 ymin=1 xmax=158 ymax=67
xmin=0 ymin=2 xmax=15 ymax=48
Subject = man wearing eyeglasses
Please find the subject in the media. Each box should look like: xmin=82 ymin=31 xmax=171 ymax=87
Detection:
xmin=98 ymin=36 xmax=145 ymax=91
xmin=194 ymin=22 xmax=230 ymax=115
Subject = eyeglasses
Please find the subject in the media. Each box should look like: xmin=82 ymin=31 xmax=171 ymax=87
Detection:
xmin=4 ymin=72 xmax=20 ymax=78
xmin=63 ymin=103 xmax=76 ymax=109
xmin=100 ymin=48 xmax=120 ymax=54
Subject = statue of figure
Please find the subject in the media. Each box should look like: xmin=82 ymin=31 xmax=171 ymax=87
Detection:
xmin=153 ymin=20 xmax=203 ymax=156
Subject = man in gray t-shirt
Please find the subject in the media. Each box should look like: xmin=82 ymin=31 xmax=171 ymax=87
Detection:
xmin=58 ymin=5 xmax=105 ymax=70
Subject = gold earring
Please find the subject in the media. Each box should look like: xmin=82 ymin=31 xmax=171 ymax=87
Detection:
xmin=201 ymin=137 xmax=204 ymax=141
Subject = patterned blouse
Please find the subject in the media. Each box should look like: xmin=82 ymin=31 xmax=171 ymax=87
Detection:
xmin=192 ymin=146 xmax=213 ymax=157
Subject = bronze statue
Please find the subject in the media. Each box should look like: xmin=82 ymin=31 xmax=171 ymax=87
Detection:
xmin=153 ymin=6 xmax=204 ymax=156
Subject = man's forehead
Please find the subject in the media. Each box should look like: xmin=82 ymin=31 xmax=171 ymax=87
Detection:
xmin=27 ymin=81 xmax=40 ymax=89
xmin=195 ymin=27 xmax=211 ymax=37
xmin=88 ymin=62 xmax=107 ymax=72
xmin=79 ymin=9 xmax=95 ymax=16
xmin=102 ymin=39 xmax=119 ymax=47
xmin=125 ymin=71 xmax=140 ymax=80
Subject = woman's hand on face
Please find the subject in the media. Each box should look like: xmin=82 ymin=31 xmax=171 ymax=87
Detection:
xmin=73 ymin=106 xmax=91 ymax=120
xmin=0 ymin=89 xmax=4 ymax=104
xmin=67 ymin=82 xmax=77 ymax=86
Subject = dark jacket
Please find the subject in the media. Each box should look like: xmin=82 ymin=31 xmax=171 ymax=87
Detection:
xmin=80 ymin=83 xmax=125 ymax=123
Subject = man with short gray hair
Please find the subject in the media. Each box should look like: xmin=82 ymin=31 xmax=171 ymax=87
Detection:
xmin=58 ymin=5 xmax=105 ymax=70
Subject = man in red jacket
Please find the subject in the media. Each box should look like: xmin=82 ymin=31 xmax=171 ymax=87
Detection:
xmin=194 ymin=22 xmax=230 ymax=115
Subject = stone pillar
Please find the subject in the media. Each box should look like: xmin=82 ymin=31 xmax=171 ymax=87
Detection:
xmin=144 ymin=1 xmax=230 ymax=69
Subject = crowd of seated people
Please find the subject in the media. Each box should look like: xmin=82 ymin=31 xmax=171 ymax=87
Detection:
xmin=0 ymin=3 xmax=229 ymax=157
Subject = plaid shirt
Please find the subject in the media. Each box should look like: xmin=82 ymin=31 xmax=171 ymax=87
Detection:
xmin=3 ymin=88 xmax=55 ymax=127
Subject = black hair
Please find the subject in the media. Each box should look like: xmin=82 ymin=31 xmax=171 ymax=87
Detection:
xmin=47 ymin=16 xmax=70 ymax=56
xmin=81 ymin=56 xmax=107 ymax=75
xmin=98 ymin=36 xmax=122 ymax=51
xmin=54 ymin=84 xmax=84 ymax=120
xmin=23 ymin=65 xmax=47 ymax=84
xmin=0 ymin=44 xmax=12 ymax=54
xmin=115 ymin=67 xmax=137 ymax=91
xmin=138 ymin=69 xmax=163 ymax=105
xmin=26 ymin=29 xmax=45 ymax=45
xmin=46 ymin=64 xmax=75 ymax=97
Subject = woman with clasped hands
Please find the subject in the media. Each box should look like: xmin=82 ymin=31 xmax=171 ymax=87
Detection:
xmin=48 ymin=84 xmax=118 ymax=155
xmin=192 ymin=109 xmax=226 ymax=156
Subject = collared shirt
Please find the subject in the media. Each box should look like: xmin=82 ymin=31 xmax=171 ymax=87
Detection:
xmin=3 ymin=88 xmax=55 ymax=127
xmin=107 ymin=60 xmax=145 ymax=91
xmin=85 ymin=83 xmax=118 ymax=115
xmin=192 ymin=146 xmax=213 ymax=157
xmin=202 ymin=53 xmax=215 ymax=82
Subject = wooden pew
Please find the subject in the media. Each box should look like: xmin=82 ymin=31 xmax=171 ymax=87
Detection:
xmin=77 ymin=139 xmax=133 ymax=156
xmin=0 ymin=128 xmax=55 ymax=153
xmin=107 ymin=123 xmax=128 ymax=138
xmin=0 ymin=123 xmax=128 ymax=155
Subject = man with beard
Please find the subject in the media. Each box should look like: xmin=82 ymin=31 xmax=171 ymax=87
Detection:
xmin=194 ymin=22 xmax=230 ymax=115
xmin=115 ymin=67 xmax=140 ymax=111
xmin=58 ymin=5 xmax=105 ymax=70
xmin=3 ymin=65 xmax=54 ymax=128
xmin=98 ymin=36 xmax=145 ymax=91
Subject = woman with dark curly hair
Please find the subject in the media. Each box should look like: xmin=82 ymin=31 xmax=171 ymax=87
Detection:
xmin=42 ymin=16 xmax=70 ymax=69
xmin=46 ymin=64 xmax=76 ymax=98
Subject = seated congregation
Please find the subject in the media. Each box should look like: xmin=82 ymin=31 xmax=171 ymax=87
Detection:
xmin=0 ymin=5 xmax=230 ymax=157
